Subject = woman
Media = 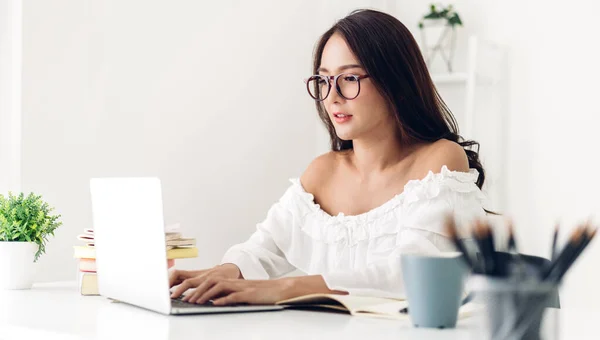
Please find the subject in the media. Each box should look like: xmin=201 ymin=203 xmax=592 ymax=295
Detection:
xmin=170 ymin=9 xmax=486 ymax=305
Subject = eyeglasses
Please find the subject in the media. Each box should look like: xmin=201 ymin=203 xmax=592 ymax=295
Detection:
xmin=304 ymin=73 xmax=370 ymax=101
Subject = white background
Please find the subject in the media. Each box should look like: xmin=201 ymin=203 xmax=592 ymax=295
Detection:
xmin=1 ymin=0 xmax=599 ymax=308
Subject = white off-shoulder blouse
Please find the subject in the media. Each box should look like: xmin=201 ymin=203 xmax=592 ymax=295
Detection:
xmin=221 ymin=166 xmax=486 ymax=299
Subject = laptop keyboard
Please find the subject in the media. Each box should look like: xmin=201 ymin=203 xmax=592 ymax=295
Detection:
xmin=170 ymin=295 xmax=278 ymax=311
xmin=170 ymin=294 xmax=213 ymax=307
xmin=171 ymin=298 xmax=214 ymax=308
xmin=170 ymin=295 xmax=242 ymax=308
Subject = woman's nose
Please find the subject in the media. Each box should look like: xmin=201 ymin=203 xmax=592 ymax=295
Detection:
xmin=326 ymin=83 xmax=344 ymax=105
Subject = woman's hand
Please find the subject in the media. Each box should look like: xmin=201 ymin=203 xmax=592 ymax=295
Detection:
xmin=171 ymin=271 xmax=347 ymax=306
xmin=181 ymin=278 xmax=297 ymax=306
xmin=169 ymin=263 xmax=242 ymax=298
xmin=169 ymin=269 xmax=207 ymax=288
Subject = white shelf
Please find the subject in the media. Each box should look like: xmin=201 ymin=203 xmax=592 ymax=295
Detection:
xmin=431 ymin=72 xmax=469 ymax=84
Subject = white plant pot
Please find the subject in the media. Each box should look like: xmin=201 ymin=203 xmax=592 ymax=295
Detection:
xmin=419 ymin=18 xmax=458 ymax=73
xmin=0 ymin=241 xmax=38 ymax=290
xmin=420 ymin=19 xmax=448 ymax=48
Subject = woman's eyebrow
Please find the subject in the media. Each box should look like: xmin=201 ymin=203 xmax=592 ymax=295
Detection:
xmin=317 ymin=64 xmax=363 ymax=73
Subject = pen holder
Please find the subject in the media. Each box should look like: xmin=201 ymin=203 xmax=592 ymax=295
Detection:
xmin=469 ymin=275 xmax=560 ymax=340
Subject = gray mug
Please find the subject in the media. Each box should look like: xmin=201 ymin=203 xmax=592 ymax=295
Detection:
xmin=401 ymin=252 xmax=468 ymax=329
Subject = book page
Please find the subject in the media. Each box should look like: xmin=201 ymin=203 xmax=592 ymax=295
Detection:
xmin=165 ymin=232 xmax=182 ymax=241
xmin=165 ymin=238 xmax=196 ymax=246
xmin=277 ymin=294 xmax=346 ymax=307
xmin=277 ymin=294 xmax=404 ymax=316
xmin=352 ymin=301 xmax=409 ymax=320
xmin=329 ymin=295 xmax=405 ymax=313
xmin=277 ymin=294 xmax=478 ymax=320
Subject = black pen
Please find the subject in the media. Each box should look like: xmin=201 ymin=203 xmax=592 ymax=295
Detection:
xmin=554 ymin=226 xmax=597 ymax=282
xmin=551 ymin=223 xmax=559 ymax=261
xmin=475 ymin=221 xmax=495 ymax=275
xmin=505 ymin=221 xmax=526 ymax=278
xmin=541 ymin=226 xmax=585 ymax=281
xmin=507 ymin=221 xmax=517 ymax=253
xmin=444 ymin=215 xmax=475 ymax=269
xmin=484 ymin=222 xmax=497 ymax=275
xmin=472 ymin=222 xmax=488 ymax=274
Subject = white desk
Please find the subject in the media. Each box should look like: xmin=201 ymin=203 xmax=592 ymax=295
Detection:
xmin=0 ymin=282 xmax=596 ymax=340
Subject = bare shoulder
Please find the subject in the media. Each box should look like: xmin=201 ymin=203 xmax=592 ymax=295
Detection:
xmin=414 ymin=139 xmax=469 ymax=175
xmin=299 ymin=151 xmax=344 ymax=193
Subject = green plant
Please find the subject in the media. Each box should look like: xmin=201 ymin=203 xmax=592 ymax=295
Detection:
xmin=418 ymin=4 xmax=463 ymax=29
xmin=0 ymin=192 xmax=62 ymax=262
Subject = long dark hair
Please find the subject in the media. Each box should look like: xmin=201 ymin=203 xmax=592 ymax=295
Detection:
xmin=313 ymin=9 xmax=485 ymax=189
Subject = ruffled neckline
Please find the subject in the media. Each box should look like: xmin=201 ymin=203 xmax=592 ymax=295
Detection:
xmin=289 ymin=165 xmax=481 ymax=224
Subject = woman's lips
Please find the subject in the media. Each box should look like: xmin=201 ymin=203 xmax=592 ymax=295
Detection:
xmin=333 ymin=112 xmax=353 ymax=124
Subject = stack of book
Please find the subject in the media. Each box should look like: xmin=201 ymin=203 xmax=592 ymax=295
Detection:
xmin=74 ymin=224 xmax=198 ymax=296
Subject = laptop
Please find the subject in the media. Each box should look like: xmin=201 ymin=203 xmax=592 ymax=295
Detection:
xmin=89 ymin=177 xmax=284 ymax=315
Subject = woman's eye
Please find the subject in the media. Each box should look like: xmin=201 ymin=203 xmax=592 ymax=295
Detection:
xmin=318 ymin=79 xmax=328 ymax=85
xmin=344 ymin=76 xmax=358 ymax=82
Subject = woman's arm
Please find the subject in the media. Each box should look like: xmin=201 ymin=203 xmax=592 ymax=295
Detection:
xmin=280 ymin=275 xmax=348 ymax=297
xmin=220 ymin=153 xmax=334 ymax=280
xmin=169 ymin=182 xmax=301 ymax=302
xmin=176 ymin=228 xmax=442 ymax=305
xmin=219 ymin=192 xmax=298 ymax=280
xmin=181 ymin=274 xmax=347 ymax=306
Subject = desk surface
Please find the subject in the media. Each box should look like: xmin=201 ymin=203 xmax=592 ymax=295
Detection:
xmin=0 ymin=282 xmax=596 ymax=340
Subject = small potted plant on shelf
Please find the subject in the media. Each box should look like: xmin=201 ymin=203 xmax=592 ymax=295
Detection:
xmin=0 ymin=192 xmax=62 ymax=289
xmin=418 ymin=3 xmax=463 ymax=73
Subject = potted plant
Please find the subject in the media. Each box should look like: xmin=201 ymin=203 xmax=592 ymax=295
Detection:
xmin=0 ymin=192 xmax=62 ymax=289
xmin=418 ymin=4 xmax=463 ymax=73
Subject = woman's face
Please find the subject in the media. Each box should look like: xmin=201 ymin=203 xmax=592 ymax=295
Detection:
xmin=318 ymin=33 xmax=394 ymax=142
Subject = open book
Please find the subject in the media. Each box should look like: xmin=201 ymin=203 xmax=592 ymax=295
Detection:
xmin=276 ymin=294 xmax=477 ymax=321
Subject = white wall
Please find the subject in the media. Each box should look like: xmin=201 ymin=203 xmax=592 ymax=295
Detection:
xmin=391 ymin=0 xmax=600 ymax=308
xmin=505 ymin=0 xmax=600 ymax=308
xmin=19 ymin=0 xmax=325 ymax=282
xmin=0 ymin=0 xmax=21 ymax=195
